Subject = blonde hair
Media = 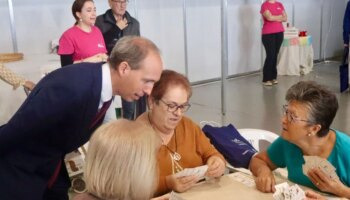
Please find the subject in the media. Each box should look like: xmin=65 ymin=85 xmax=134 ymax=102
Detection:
xmin=84 ymin=119 xmax=160 ymax=200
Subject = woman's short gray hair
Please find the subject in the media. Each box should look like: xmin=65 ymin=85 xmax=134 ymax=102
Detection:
xmin=285 ymin=81 xmax=338 ymax=137
xmin=84 ymin=119 xmax=160 ymax=199
xmin=109 ymin=36 xmax=160 ymax=70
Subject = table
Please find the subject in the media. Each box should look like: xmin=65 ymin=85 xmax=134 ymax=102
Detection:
xmin=277 ymin=36 xmax=314 ymax=76
xmin=174 ymin=172 xmax=278 ymax=200
xmin=0 ymin=54 xmax=60 ymax=124
xmin=174 ymin=170 xmax=342 ymax=200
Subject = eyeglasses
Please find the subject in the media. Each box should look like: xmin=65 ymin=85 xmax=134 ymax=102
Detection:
xmin=282 ymin=105 xmax=311 ymax=124
xmin=159 ymin=99 xmax=191 ymax=113
xmin=110 ymin=0 xmax=128 ymax=5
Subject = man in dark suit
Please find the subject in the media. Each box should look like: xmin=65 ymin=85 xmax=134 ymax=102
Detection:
xmin=0 ymin=36 xmax=163 ymax=200
xmin=95 ymin=0 xmax=146 ymax=120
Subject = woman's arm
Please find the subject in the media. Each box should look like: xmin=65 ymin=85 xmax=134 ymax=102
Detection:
xmin=281 ymin=11 xmax=288 ymax=22
xmin=60 ymin=54 xmax=73 ymax=67
xmin=249 ymin=151 xmax=278 ymax=193
xmin=73 ymin=53 xmax=108 ymax=64
xmin=262 ymin=10 xmax=286 ymax=22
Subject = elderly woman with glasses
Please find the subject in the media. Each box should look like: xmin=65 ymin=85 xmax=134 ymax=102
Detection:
xmin=249 ymin=81 xmax=350 ymax=198
xmin=136 ymin=70 xmax=226 ymax=196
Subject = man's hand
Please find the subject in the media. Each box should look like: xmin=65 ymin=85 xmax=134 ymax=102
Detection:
xmin=116 ymin=18 xmax=128 ymax=30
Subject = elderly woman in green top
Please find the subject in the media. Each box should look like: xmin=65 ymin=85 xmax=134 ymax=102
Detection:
xmin=250 ymin=81 xmax=350 ymax=198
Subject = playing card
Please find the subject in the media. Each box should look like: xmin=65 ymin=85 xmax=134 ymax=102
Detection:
xmin=273 ymin=183 xmax=306 ymax=200
xmin=302 ymin=156 xmax=339 ymax=180
xmin=230 ymin=172 xmax=256 ymax=187
xmin=174 ymin=165 xmax=208 ymax=179
xmin=273 ymin=182 xmax=289 ymax=200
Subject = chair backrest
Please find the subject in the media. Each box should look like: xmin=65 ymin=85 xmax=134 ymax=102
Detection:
xmin=237 ymin=128 xmax=278 ymax=151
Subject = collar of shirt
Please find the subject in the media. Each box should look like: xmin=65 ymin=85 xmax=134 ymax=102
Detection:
xmin=99 ymin=63 xmax=113 ymax=109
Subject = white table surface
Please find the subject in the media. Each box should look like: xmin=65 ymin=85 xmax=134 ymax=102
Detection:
xmin=174 ymin=171 xmax=342 ymax=200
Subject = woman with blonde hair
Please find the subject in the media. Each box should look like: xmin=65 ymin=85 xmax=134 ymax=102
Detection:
xmin=74 ymin=119 xmax=160 ymax=200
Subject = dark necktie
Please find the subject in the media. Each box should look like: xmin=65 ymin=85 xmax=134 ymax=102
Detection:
xmin=47 ymin=160 xmax=62 ymax=189
xmin=90 ymin=98 xmax=113 ymax=129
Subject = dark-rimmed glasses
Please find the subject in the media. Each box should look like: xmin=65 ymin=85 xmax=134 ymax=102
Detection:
xmin=282 ymin=105 xmax=311 ymax=124
xmin=159 ymin=99 xmax=191 ymax=113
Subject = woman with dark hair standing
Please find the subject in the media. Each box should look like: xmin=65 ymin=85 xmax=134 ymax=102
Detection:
xmin=260 ymin=0 xmax=287 ymax=86
xmin=58 ymin=0 xmax=108 ymax=67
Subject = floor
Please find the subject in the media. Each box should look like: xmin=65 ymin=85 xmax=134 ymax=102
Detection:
xmin=186 ymin=61 xmax=350 ymax=136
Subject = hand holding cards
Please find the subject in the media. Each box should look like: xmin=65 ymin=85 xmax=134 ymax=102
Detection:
xmin=174 ymin=165 xmax=208 ymax=180
xmin=302 ymin=156 xmax=339 ymax=180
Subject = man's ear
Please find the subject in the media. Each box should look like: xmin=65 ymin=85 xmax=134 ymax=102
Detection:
xmin=118 ymin=61 xmax=131 ymax=76
xmin=148 ymin=96 xmax=154 ymax=110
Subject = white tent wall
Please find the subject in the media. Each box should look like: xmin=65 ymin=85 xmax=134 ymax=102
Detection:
xmin=0 ymin=0 xmax=347 ymax=82
xmin=0 ymin=1 xmax=13 ymax=51
xmin=320 ymin=0 xmax=345 ymax=59
xmin=227 ymin=0 xmax=262 ymax=76
xmin=137 ymin=0 xmax=186 ymax=75
xmin=293 ymin=0 xmax=322 ymax=60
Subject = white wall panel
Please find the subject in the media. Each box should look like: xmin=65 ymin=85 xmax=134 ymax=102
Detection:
xmin=0 ymin=4 xmax=13 ymax=52
xmin=186 ymin=0 xmax=221 ymax=82
xmin=321 ymin=0 xmax=345 ymax=59
xmin=0 ymin=0 xmax=346 ymax=82
xmin=0 ymin=0 xmax=110 ymax=54
xmin=227 ymin=0 xmax=262 ymax=75
xmin=138 ymin=0 xmax=185 ymax=74
xmin=293 ymin=0 xmax=322 ymax=60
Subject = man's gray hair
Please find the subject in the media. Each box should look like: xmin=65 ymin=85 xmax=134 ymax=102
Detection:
xmin=109 ymin=36 xmax=160 ymax=70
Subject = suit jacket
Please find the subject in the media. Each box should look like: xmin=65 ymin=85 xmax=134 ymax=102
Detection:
xmin=0 ymin=62 xmax=104 ymax=200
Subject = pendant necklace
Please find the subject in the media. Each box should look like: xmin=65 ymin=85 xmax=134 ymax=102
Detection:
xmin=147 ymin=112 xmax=181 ymax=161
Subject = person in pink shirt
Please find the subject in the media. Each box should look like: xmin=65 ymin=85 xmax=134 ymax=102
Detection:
xmin=58 ymin=0 xmax=108 ymax=67
xmin=260 ymin=0 xmax=287 ymax=86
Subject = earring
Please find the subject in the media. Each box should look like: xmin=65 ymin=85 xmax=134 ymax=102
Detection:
xmin=307 ymin=133 xmax=312 ymax=137
xmin=79 ymin=18 xmax=82 ymax=22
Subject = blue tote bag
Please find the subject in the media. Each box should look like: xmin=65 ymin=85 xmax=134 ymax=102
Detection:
xmin=202 ymin=124 xmax=258 ymax=169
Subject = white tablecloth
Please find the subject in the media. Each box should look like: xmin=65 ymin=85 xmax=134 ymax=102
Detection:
xmin=277 ymin=36 xmax=314 ymax=76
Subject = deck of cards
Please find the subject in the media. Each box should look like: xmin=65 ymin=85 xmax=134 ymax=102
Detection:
xmin=273 ymin=182 xmax=305 ymax=200
xmin=174 ymin=165 xmax=208 ymax=180
xmin=302 ymin=155 xmax=339 ymax=180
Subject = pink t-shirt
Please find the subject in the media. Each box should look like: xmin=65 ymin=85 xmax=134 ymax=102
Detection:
xmin=58 ymin=26 xmax=107 ymax=61
xmin=260 ymin=1 xmax=285 ymax=35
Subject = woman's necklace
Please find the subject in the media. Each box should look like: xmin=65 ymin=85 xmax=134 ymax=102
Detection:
xmin=147 ymin=112 xmax=181 ymax=161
